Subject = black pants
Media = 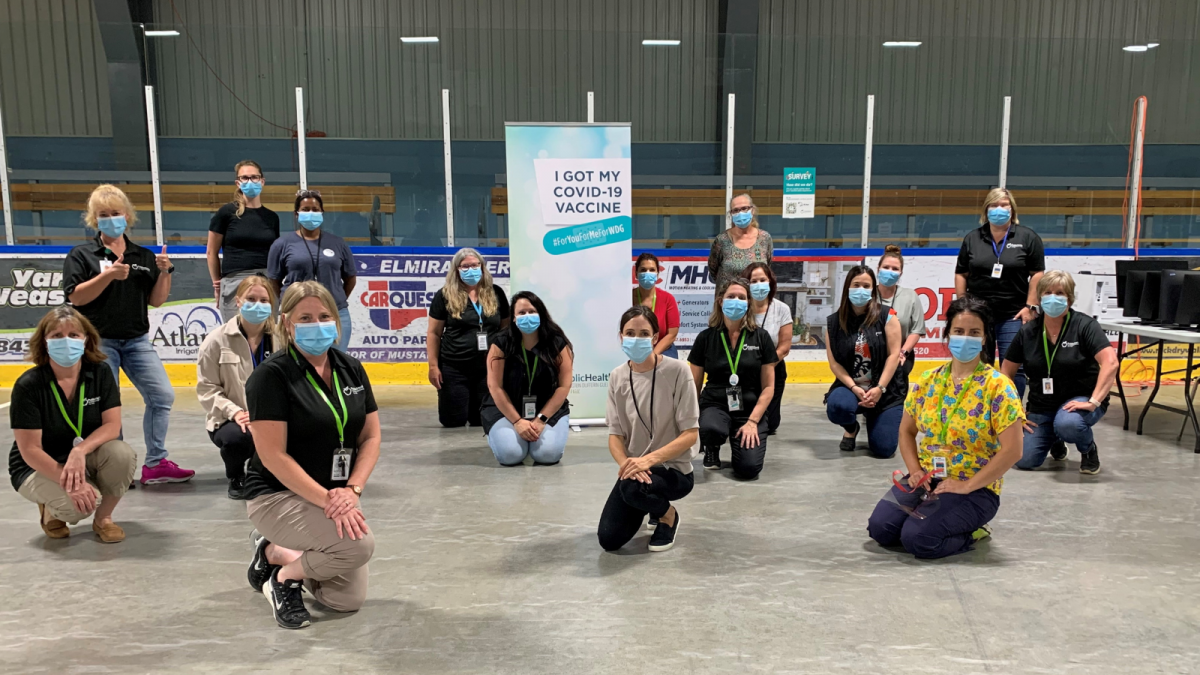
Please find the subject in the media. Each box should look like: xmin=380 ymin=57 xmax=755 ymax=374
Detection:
xmin=438 ymin=357 xmax=487 ymax=428
xmin=699 ymin=406 xmax=768 ymax=479
xmin=208 ymin=420 xmax=256 ymax=480
xmin=597 ymin=466 xmax=694 ymax=552
xmin=766 ymin=361 xmax=787 ymax=434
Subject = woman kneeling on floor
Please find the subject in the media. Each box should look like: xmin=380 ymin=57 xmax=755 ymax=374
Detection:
xmin=481 ymin=291 xmax=573 ymax=466
xmin=9 ymin=306 xmax=135 ymax=543
xmin=598 ymin=307 xmax=699 ymax=552
xmin=243 ymin=281 xmax=381 ymax=629
xmin=867 ymin=295 xmax=1024 ymax=559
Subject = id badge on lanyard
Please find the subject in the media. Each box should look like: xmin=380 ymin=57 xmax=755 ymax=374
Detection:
xmin=991 ymin=263 xmax=1004 ymax=279
xmin=522 ymin=395 xmax=538 ymax=420
xmin=930 ymin=453 xmax=948 ymax=479
xmin=990 ymin=229 xmax=1009 ymax=279
xmin=726 ymin=386 xmax=743 ymax=411
xmin=476 ymin=332 xmax=489 ymax=351
xmin=331 ymin=448 xmax=352 ymax=481
xmin=1042 ymin=378 xmax=1054 ymax=395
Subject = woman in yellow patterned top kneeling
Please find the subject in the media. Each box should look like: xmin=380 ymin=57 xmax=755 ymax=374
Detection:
xmin=866 ymin=295 xmax=1024 ymax=559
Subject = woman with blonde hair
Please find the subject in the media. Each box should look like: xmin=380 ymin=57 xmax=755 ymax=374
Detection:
xmin=1001 ymin=270 xmax=1118 ymax=475
xmin=707 ymin=193 xmax=774 ymax=293
xmin=243 ymin=281 xmax=381 ymax=629
xmin=427 ymin=247 xmax=511 ymax=428
xmin=62 ymin=184 xmax=194 ymax=485
xmin=197 ymin=275 xmax=278 ymax=499
xmin=688 ymin=278 xmax=777 ymax=478
xmin=954 ymin=187 xmax=1046 ymax=398
xmin=207 ymin=160 xmax=281 ymax=321
xmin=9 ymin=306 xmax=136 ymax=542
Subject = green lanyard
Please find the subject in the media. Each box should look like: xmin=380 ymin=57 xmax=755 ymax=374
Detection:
xmin=295 ymin=351 xmax=348 ymax=449
xmin=937 ymin=362 xmax=983 ymax=445
xmin=522 ymin=347 xmax=539 ymax=395
xmin=636 ymin=287 xmax=657 ymax=312
xmin=1041 ymin=312 xmax=1071 ymax=378
xmin=50 ymin=381 xmax=85 ymax=440
xmin=720 ymin=330 xmax=747 ymax=377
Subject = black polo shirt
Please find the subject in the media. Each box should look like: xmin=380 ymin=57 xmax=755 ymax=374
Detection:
xmin=9 ymin=360 xmax=121 ymax=491
xmin=955 ymin=224 xmax=1046 ymax=322
xmin=210 ymin=203 xmax=280 ymax=276
xmin=687 ymin=325 xmax=778 ymax=415
xmin=62 ymin=234 xmax=162 ymax=339
xmin=242 ymin=347 xmax=378 ymax=499
xmin=1003 ymin=312 xmax=1112 ymax=415
xmin=428 ymin=286 xmax=510 ymax=363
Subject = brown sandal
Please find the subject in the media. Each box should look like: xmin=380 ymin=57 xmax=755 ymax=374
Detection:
xmin=92 ymin=519 xmax=125 ymax=543
xmin=39 ymin=504 xmax=70 ymax=539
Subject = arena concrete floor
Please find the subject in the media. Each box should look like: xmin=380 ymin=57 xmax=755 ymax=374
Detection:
xmin=1 ymin=383 xmax=1199 ymax=674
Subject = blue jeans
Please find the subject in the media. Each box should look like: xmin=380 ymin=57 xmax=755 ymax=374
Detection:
xmin=867 ymin=480 xmax=1000 ymax=559
xmin=1017 ymin=397 xmax=1107 ymax=469
xmin=825 ymin=386 xmax=903 ymax=458
xmin=337 ymin=306 xmax=352 ymax=352
xmin=993 ymin=317 xmax=1024 ymax=398
xmin=662 ymin=345 xmax=679 ymax=359
xmin=488 ymin=416 xmax=570 ymax=466
xmin=100 ymin=335 xmax=175 ymax=466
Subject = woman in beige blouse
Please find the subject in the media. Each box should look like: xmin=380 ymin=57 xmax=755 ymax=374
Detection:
xmin=707 ymin=193 xmax=774 ymax=293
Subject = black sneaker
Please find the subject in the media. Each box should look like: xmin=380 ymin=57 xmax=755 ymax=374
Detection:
xmin=1079 ymin=444 xmax=1101 ymax=475
xmin=247 ymin=529 xmax=276 ymax=592
xmin=1050 ymin=441 xmax=1068 ymax=461
xmin=702 ymin=446 xmax=721 ymax=470
xmin=228 ymin=476 xmax=247 ymax=500
xmin=263 ymin=568 xmax=311 ymax=629
xmin=839 ymin=422 xmax=860 ymax=452
xmin=648 ymin=512 xmax=679 ymax=552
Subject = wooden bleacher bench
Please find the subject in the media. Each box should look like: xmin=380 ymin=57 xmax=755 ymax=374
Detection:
xmin=11 ymin=184 xmax=396 ymax=215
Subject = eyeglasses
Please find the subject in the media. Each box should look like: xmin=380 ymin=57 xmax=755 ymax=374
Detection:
xmin=730 ymin=205 xmax=754 ymax=214
xmin=458 ymin=264 xmax=482 ymax=271
xmin=238 ymin=175 xmax=263 ymax=182
xmin=296 ymin=189 xmax=323 ymax=198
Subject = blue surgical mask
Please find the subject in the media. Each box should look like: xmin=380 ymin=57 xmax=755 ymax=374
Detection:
xmin=293 ymin=320 xmax=339 ymax=356
xmin=1041 ymin=294 xmax=1069 ymax=318
xmin=240 ymin=301 xmax=272 ymax=325
xmin=46 ymin=337 xmax=86 ymax=368
xmin=240 ymin=180 xmax=263 ymax=199
xmin=97 ymin=215 xmax=127 ymax=238
xmin=750 ymin=282 xmax=771 ymax=301
xmin=987 ymin=207 xmax=1011 ymax=226
xmin=878 ymin=269 xmax=901 ymax=287
xmin=515 ymin=314 xmax=540 ymax=334
xmin=622 ymin=336 xmax=654 ymax=364
xmin=948 ymin=335 xmax=984 ymax=363
xmin=298 ymin=211 xmax=323 ymax=230
xmin=722 ymin=298 xmax=749 ymax=320
xmin=459 ymin=267 xmax=482 ymax=286
xmin=731 ymin=211 xmax=754 ymax=228
xmin=637 ymin=272 xmax=658 ymax=290
xmin=848 ymin=288 xmax=873 ymax=307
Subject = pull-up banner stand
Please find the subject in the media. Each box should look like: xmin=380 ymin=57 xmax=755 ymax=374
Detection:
xmin=504 ymin=122 xmax=632 ymax=420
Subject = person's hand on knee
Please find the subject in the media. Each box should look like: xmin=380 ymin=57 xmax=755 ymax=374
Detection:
xmin=69 ymin=484 xmax=99 ymax=516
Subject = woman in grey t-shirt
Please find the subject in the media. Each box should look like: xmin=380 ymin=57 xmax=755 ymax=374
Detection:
xmin=598 ymin=306 xmax=700 ymax=554
xmin=876 ymin=245 xmax=926 ymax=377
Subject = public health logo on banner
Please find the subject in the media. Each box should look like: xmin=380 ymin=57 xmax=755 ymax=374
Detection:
xmin=364 ymin=280 xmax=427 ymax=330
xmin=534 ymin=158 xmax=633 ymax=254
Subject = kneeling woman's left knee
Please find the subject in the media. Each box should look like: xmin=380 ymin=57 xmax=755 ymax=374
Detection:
xmin=488 ymin=422 xmax=529 ymax=466
xmin=528 ymin=419 xmax=569 ymax=465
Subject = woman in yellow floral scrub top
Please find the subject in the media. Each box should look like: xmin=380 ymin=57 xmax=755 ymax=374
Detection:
xmin=867 ymin=294 xmax=1024 ymax=559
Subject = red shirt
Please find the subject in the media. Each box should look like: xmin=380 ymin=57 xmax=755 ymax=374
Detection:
xmin=634 ymin=287 xmax=680 ymax=335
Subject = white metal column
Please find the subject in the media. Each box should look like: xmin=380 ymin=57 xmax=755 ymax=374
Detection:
xmin=144 ymin=85 xmax=164 ymax=246
xmin=999 ymin=96 xmax=1012 ymax=189
xmin=0 ymin=89 xmax=12 ymax=245
xmin=295 ymin=87 xmax=308 ymax=190
xmin=725 ymin=93 xmax=736 ymax=221
xmin=860 ymin=94 xmax=875 ymax=248
xmin=587 ymin=91 xmax=595 ymax=123
xmin=442 ymin=88 xmax=455 ymax=246
xmin=1125 ymin=97 xmax=1148 ymax=248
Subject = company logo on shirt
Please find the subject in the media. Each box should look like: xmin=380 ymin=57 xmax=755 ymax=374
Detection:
xmin=342 ymin=384 xmax=365 ymax=396
xmin=741 ymin=344 xmax=760 ymax=351
xmin=83 ymin=396 xmax=102 ymax=406
xmin=1061 ymin=341 xmax=1079 ymax=348
xmin=1005 ymin=243 xmax=1024 ymax=249
xmin=130 ymin=263 xmax=152 ymax=272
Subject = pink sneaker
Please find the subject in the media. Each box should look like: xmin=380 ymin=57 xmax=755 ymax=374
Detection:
xmin=140 ymin=459 xmax=195 ymax=485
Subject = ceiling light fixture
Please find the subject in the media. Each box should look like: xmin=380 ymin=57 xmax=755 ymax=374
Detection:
xmin=1123 ymin=45 xmax=1149 ymax=52
xmin=642 ymin=39 xmax=681 ymax=46
xmin=400 ymin=36 xmax=439 ymax=44
xmin=883 ymin=41 xmax=922 ymax=47
xmin=1147 ymin=42 xmax=1160 ymax=48
xmin=144 ymin=30 xmax=180 ymax=37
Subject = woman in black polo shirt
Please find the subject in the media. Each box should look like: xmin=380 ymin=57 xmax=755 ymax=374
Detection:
xmin=1002 ymin=271 xmax=1118 ymax=475
xmin=688 ymin=278 xmax=777 ymax=479
xmin=10 ymin=306 xmax=136 ymax=543
xmin=427 ymin=247 xmax=511 ymax=428
xmin=207 ymin=160 xmax=281 ymax=322
xmin=955 ymin=188 xmax=1046 ymax=397
xmin=480 ymin=291 xmax=573 ymax=466
xmin=243 ymin=281 xmax=381 ymax=630
xmin=823 ymin=266 xmax=905 ymax=458
xmin=62 ymin=184 xmax=194 ymax=485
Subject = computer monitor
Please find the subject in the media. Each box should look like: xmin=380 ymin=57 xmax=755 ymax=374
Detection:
xmin=1159 ymin=270 xmax=1192 ymax=324
xmin=1116 ymin=258 xmax=1200 ymax=308
xmin=1137 ymin=271 xmax=1163 ymax=322
xmin=1123 ymin=271 xmax=1148 ymax=318
xmin=1176 ymin=274 xmax=1200 ymax=327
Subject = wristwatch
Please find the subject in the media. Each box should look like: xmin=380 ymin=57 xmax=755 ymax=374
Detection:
xmin=536 ymin=413 xmax=550 ymax=424
xmin=348 ymin=484 xmax=363 ymax=496
xmin=1027 ymin=304 xmax=1041 ymax=316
